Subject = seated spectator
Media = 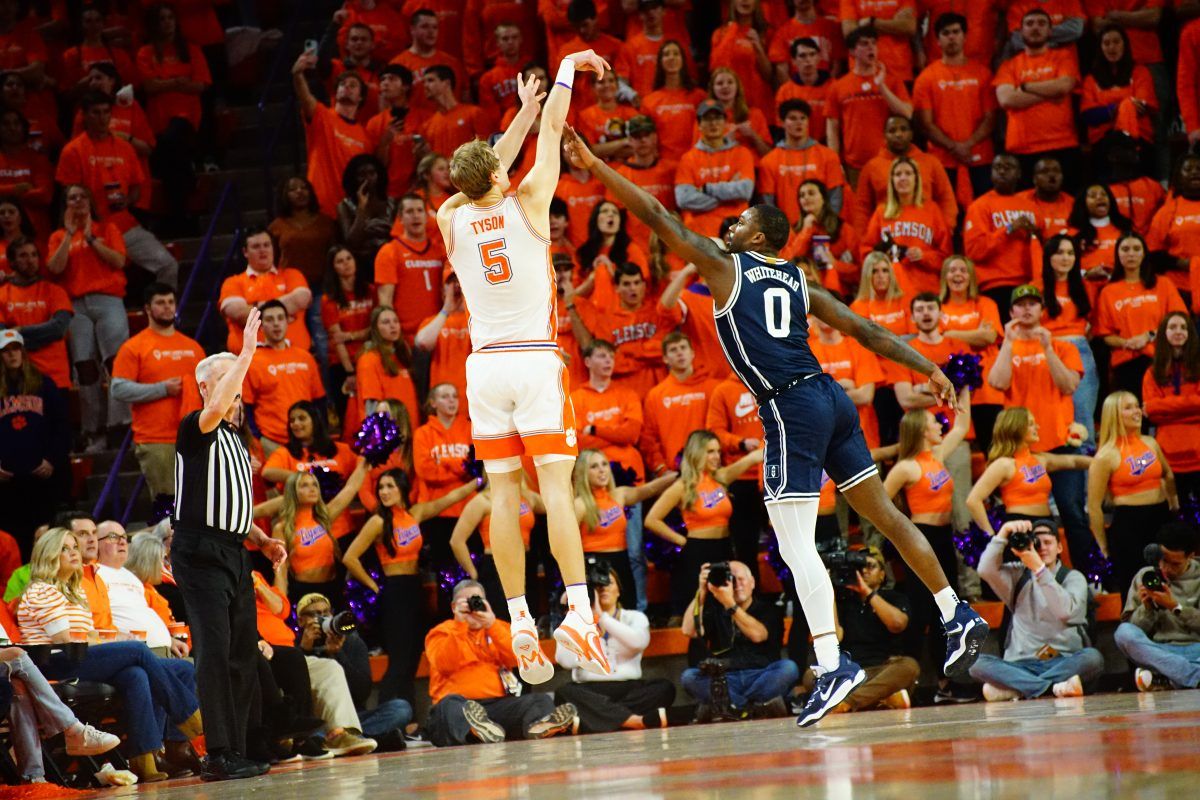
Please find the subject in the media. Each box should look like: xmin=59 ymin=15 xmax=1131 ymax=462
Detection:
xmin=575 ymin=70 xmax=636 ymax=163
xmin=1143 ymin=312 xmax=1200 ymax=505
xmin=345 ymin=468 xmax=479 ymax=702
xmin=800 ymin=546 xmax=919 ymax=712
xmin=353 ymin=305 xmax=420 ymax=429
xmin=780 ymin=179 xmax=857 ymax=295
xmin=1094 ymin=232 xmax=1185 ymax=398
xmin=292 ymin=49 xmax=369 ymax=216
xmin=681 ymin=560 xmax=797 ymax=719
xmin=760 ymin=97 xmax=846 ymax=225
xmin=1039 ymin=234 xmax=1098 ymax=442
xmin=294 ymin=592 xmax=411 ymax=749
xmin=1106 ymin=136 xmax=1165 ymax=236
xmin=321 ymin=246 xmax=375 ymax=419
xmin=218 ymin=226 xmax=312 ymax=353
xmin=0 ymin=330 xmax=68 ymax=545
xmin=110 ymin=283 xmax=203 ymax=503
xmin=6 ymin=520 xmax=80 ymax=603
xmin=0 ymin=236 xmax=71 ymax=392
xmin=46 ymin=184 xmax=128 ymax=453
xmin=939 ymin=256 xmax=1004 ymax=450
xmin=243 ymin=300 xmax=325 ymax=455
xmin=674 ymin=99 xmax=755 ymax=239
xmin=449 ymin=481 xmax=543 ymax=621
xmin=969 ymin=519 xmax=1105 ymax=701
xmin=375 ymin=193 xmax=445 ymax=342
xmin=0 ymin=112 xmax=52 ymax=237
xmin=1114 ymin=522 xmax=1200 ymax=692
xmin=0 ymin=622 xmax=121 ymax=784
xmin=639 ymin=40 xmax=706 ymax=163
xmin=1069 ymin=183 xmax=1133 ymax=306
xmin=1146 ymin=153 xmax=1200 ymax=310
xmin=262 ymin=399 xmax=357 ymax=492
xmin=16 ymin=527 xmax=203 ymax=782
xmin=124 ymin=530 xmax=186 ymax=639
xmin=1088 ymin=392 xmax=1177 ymax=594
xmin=554 ymin=565 xmax=675 ymax=732
xmin=854 ymin=115 xmax=957 ymax=233
xmin=773 ymin=37 xmax=834 ymax=145
xmin=424 ymin=580 xmax=577 ymax=746
xmin=639 ymin=333 xmax=722 ymax=479
xmin=1020 ymin=156 xmax=1073 ymax=240
xmin=267 ymin=176 xmax=339 ymax=306
xmin=574 ymin=201 xmax=649 ymax=309
xmin=861 ymin=156 xmax=952 ymax=297
xmin=1080 ymin=25 xmax=1157 ymax=151
xmin=93 ymin=521 xmax=187 ymax=658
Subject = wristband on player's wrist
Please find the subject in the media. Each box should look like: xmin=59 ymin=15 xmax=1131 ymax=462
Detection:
xmin=555 ymin=60 xmax=576 ymax=90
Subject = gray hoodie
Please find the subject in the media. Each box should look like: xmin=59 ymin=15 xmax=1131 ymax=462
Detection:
xmin=674 ymin=138 xmax=755 ymax=213
xmin=978 ymin=537 xmax=1090 ymax=660
xmin=1121 ymin=560 xmax=1200 ymax=645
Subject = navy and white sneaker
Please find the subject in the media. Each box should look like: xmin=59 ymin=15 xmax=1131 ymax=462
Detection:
xmin=796 ymin=653 xmax=866 ymax=728
xmin=943 ymin=601 xmax=989 ymax=677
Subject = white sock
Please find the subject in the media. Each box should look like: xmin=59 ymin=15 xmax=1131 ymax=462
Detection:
xmin=934 ymin=586 xmax=961 ymax=622
xmin=507 ymin=595 xmax=532 ymax=627
xmin=766 ymin=500 xmax=840 ymax=672
xmin=565 ymin=583 xmax=594 ymax=623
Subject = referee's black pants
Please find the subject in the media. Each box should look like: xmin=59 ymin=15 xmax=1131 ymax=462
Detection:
xmin=172 ymin=527 xmax=261 ymax=756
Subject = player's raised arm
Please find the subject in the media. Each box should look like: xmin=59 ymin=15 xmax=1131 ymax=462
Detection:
xmin=518 ymin=49 xmax=609 ymax=215
xmin=807 ymin=278 xmax=958 ymax=409
xmin=563 ymin=126 xmax=736 ymax=302
xmin=492 ymin=71 xmax=545 ymax=171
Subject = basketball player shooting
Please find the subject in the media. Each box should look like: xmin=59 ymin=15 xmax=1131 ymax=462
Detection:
xmin=435 ymin=51 xmax=614 ymax=682
xmin=562 ymin=129 xmax=989 ymax=726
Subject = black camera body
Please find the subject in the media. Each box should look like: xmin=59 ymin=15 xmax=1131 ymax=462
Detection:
xmin=1142 ymin=570 xmax=1166 ymax=592
xmin=312 ymin=611 xmax=357 ymax=650
xmin=822 ymin=549 xmax=870 ymax=586
xmin=466 ymin=595 xmax=487 ymax=613
xmin=707 ymin=562 xmax=732 ymax=588
xmin=1008 ymin=530 xmax=1036 ymax=552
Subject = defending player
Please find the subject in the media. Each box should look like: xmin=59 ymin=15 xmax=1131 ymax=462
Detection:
xmin=562 ymin=128 xmax=989 ymax=727
xmin=435 ymin=52 xmax=613 ymax=682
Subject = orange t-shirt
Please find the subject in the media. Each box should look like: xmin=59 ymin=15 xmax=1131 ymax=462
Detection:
xmin=1080 ymin=66 xmax=1156 ymax=144
xmin=861 ymin=204 xmax=952 ymax=296
xmin=253 ymin=573 xmax=296 ymax=646
xmin=0 ymin=146 xmax=52 ymax=236
xmin=757 ymin=142 xmax=848 ymax=228
xmin=810 ymin=334 xmax=885 ymax=448
xmin=781 ymin=220 xmax=859 ymax=294
xmin=574 ymin=298 xmax=672 ymax=397
xmin=641 ymin=87 xmax=707 ymax=162
xmin=675 ymin=143 xmax=756 ymax=238
xmin=919 ymin=0 xmax=999 ymax=66
xmin=1018 ymin=188 xmax=1073 ymax=239
xmin=136 ymin=41 xmax=211 ymax=133
xmin=365 ymin=108 xmax=425 ymax=196
xmin=686 ymin=108 xmax=773 ymax=164
xmin=418 ymin=310 xmax=470 ymax=405
xmin=659 ymin=285 xmax=732 ymax=382
xmin=478 ymin=59 xmax=522 ymax=120
xmin=572 ymin=381 xmax=646 ymax=482
xmin=374 ymin=233 xmax=445 ymax=337
xmin=911 ymin=58 xmax=997 ymax=171
xmin=1082 ymin=0 xmax=1163 ymax=64
xmin=47 ymin=223 xmax=127 ymax=299
xmin=640 ymin=372 xmax=719 ymax=474
xmin=243 ymin=345 xmax=325 ymax=444
xmin=389 ymin=48 xmax=466 ymax=121
xmin=304 ymin=104 xmax=370 ymax=216
xmin=850 ymin=295 xmax=911 ymax=384
xmin=412 ymin=414 xmax=473 ymax=516
xmin=1142 ymin=369 xmax=1200 ymax=474
xmin=557 ymin=171 xmax=607 ymax=247
xmin=1146 ymin=195 xmax=1200 ymax=263
xmin=582 ymin=488 xmax=628 ymax=553
xmin=111 ymin=328 xmax=204 ymax=444
xmin=962 ymin=190 xmax=1039 ymax=291
xmin=625 ymin=31 xmax=695 ymax=98
xmin=901 ymin=335 xmax=972 ymax=436
xmin=1110 ymin=177 xmax=1166 ymax=236
xmin=355 ymin=348 xmax=420 ymax=428
xmin=1040 ymin=278 xmax=1089 ymax=338
xmin=774 ymin=80 xmax=832 ymax=145
xmin=826 ymin=70 xmax=913 ymax=170
xmin=839 ymin=0 xmax=918 ymax=79
xmin=320 ymin=287 xmax=376 ymax=366
xmin=54 ymin=132 xmax=146 ymax=233
xmin=993 ymin=47 xmax=1080 ymax=154
xmin=706 ymin=377 xmax=763 ymax=481
xmin=553 ymin=32 xmax=632 ymax=111
xmin=420 ymin=103 xmax=495 ymax=160
xmin=852 ymin=145 xmax=958 ymax=232
xmin=576 ymin=103 xmax=638 ymax=151
xmin=0 ymin=279 xmax=72 ymax=388
xmin=612 ymin=159 xmax=678 ymax=250
xmin=218 ymin=267 xmax=311 ymax=352
xmin=939 ymin=295 xmax=1005 ymax=405
xmin=1001 ymin=338 xmax=1082 ymax=452
xmin=709 ymin=22 xmax=775 ymax=109
xmin=1179 ymin=20 xmax=1200 ymax=136
xmin=262 ymin=439 xmax=358 ymax=531
xmin=768 ymin=16 xmax=844 ymax=73
xmin=1093 ymin=276 xmax=1187 ymax=367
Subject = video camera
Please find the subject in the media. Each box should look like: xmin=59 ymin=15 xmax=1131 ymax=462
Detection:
xmin=821 ymin=549 xmax=871 ymax=587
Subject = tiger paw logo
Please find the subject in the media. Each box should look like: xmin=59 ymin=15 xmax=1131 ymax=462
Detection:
xmin=565 ymin=427 xmax=577 ymax=447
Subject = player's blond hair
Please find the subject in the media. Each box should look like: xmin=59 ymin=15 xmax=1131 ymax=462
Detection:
xmin=449 ymin=140 xmax=500 ymax=200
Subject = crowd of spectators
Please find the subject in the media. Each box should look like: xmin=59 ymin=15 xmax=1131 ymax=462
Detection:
xmin=7 ymin=0 xmax=1200 ymax=787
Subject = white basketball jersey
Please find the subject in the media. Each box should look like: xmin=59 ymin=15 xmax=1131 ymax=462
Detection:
xmin=447 ymin=195 xmax=558 ymax=353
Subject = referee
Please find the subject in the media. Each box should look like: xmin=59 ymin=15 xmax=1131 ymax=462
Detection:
xmin=171 ymin=308 xmax=287 ymax=781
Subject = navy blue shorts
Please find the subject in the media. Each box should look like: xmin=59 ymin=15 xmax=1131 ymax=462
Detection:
xmin=757 ymin=372 xmax=878 ymax=503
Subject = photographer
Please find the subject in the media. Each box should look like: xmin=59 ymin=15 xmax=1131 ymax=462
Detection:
xmin=554 ymin=565 xmax=676 ymax=732
xmin=294 ymin=593 xmax=413 ymax=749
xmin=969 ymin=520 xmax=1104 ymax=701
xmin=799 ymin=547 xmax=918 ymax=712
xmin=425 ymin=580 xmax=577 ymax=746
xmin=680 ymin=561 xmax=798 ymax=719
xmin=1114 ymin=522 xmax=1200 ymax=691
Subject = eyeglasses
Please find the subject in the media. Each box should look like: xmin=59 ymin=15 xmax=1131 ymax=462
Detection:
xmin=99 ymin=533 xmax=129 ymax=542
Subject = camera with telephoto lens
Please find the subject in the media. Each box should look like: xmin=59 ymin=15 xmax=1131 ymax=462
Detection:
xmin=707 ymin=562 xmax=732 ymax=588
xmin=1141 ymin=544 xmax=1167 ymax=591
xmin=317 ymin=611 xmax=357 ymax=638
xmin=466 ymin=595 xmax=487 ymax=613
xmin=821 ymin=549 xmax=871 ymax=586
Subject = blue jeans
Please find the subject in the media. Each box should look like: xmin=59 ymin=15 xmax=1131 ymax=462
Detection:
xmin=1114 ymin=622 xmax=1200 ymax=689
xmin=48 ymin=641 xmax=199 ymax=755
xmin=1061 ymin=336 xmax=1098 ymax=444
xmin=1049 ymin=445 xmax=1094 ymax=569
xmin=681 ymin=659 xmax=800 ymax=708
xmin=359 ymin=698 xmax=413 ymax=738
xmin=968 ymin=649 xmax=1105 ymax=698
xmin=625 ymin=502 xmax=647 ymax=611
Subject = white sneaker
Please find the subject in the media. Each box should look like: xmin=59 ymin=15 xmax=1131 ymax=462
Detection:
xmin=65 ymin=723 xmax=120 ymax=756
xmin=982 ymin=683 xmax=1020 ymax=702
xmin=1051 ymin=674 xmax=1083 ymax=698
xmin=511 ymin=622 xmax=554 ymax=684
xmin=553 ymin=610 xmax=611 ymax=677
xmin=1135 ymin=668 xmax=1155 ymax=692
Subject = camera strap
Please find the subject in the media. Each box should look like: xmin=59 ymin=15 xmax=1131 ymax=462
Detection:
xmin=1000 ymin=565 xmax=1095 ymax=649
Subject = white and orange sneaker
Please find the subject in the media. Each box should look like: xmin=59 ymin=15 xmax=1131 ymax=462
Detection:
xmin=510 ymin=619 xmax=554 ymax=684
xmin=553 ymin=609 xmax=612 ymax=676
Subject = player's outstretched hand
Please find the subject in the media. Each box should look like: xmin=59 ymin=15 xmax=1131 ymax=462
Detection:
xmin=565 ymin=49 xmax=611 ymax=76
xmin=563 ymin=125 xmax=597 ymax=170
xmin=516 ymin=70 xmax=546 ymax=107
xmin=928 ymin=367 xmax=957 ymax=411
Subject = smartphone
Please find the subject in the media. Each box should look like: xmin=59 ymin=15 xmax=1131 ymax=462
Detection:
xmin=304 ymin=38 xmax=319 ymax=56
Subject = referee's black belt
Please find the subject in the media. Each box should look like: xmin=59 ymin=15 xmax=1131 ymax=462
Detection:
xmin=755 ymin=372 xmax=820 ymax=405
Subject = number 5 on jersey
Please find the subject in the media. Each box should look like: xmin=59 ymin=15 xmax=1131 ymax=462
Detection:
xmin=479 ymin=239 xmax=512 ymax=285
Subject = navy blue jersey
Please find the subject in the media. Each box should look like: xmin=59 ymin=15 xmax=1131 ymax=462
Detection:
xmin=713 ymin=251 xmax=824 ymax=398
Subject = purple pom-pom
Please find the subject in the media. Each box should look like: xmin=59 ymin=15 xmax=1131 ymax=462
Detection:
xmin=461 ymin=445 xmax=485 ymax=481
xmin=345 ymin=565 xmax=384 ymax=628
xmin=765 ymin=531 xmax=792 ymax=586
xmin=352 ymin=412 xmax=403 ymax=466
xmin=943 ymin=352 xmax=983 ymax=391
xmin=148 ymin=495 xmax=175 ymax=525
xmin=308 ymin=465 xmax=343 ymax=503
xmin=645 ymin=509 xmax=685 ymax=569
xmin=934 ymin=412 xmax=950 ymax=435
xmin=953 ymin=506 xmax=1003 ymax=568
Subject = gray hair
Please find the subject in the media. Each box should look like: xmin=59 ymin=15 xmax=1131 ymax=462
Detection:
xmin=451 ymin=579 xmax=486 ymax=603
xmin=125 ymin=531 xmax=165 ymax=584
xmin=194 ymin=352 xmax=237 ymax=388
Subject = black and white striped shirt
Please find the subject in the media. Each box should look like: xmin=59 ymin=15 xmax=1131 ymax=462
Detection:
xmin=173 ymin=411 xmax=254 ymax=537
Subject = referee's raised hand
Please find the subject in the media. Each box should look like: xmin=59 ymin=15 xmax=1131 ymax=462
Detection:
xmin=240 ymin=307 xmax=261 ymax=359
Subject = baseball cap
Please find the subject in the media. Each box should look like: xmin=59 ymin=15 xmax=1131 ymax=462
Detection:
xmin=696 ymin=99 xmax=725 ymax=119
xmin=1030 ymin=518 xmax=1059 ymax=535
xmin=626 ymin=114 xmax=656 ymax=136
xmin=1010 ymin=284 xmax=1043 ymax=305
xmin=0 ymin=329 xmax=23 ymax=349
